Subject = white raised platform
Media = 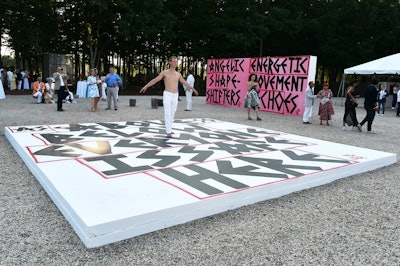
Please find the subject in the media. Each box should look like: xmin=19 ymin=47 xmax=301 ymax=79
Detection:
xmin=5 ymin=118 xmax=397 ymax=248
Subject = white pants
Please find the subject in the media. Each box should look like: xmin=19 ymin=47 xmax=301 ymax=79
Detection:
xmin=65 ymin=91 xmax=74 ymax=102
xmin=163 ymin=90 xmax=178 ymax=134
xmin=101 ymin=83 xmax=107 ymax=99
xmin=33 ymin=91 xmax=43 ymax=103
xmin=44 ymin=93 xmax=53 ymax=103
xmin=185 ymin=89 xmax=193 ymax=110
xmin=302 ymin=106 xmax=313 ymax=122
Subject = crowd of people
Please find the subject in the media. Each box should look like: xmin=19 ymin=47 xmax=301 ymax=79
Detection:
xmin=4 ymin=60 xmax=400 ymax=137
xmin=1 ymin=60 xmax=197 ymax=139
xmin=0 ymin=67 xmax=42 ymax=91
xmin=0 ymin=67 xmax=76 ymax=106
xmin=0 ymin=61 xmax=196 ymax=121
xmin=0 ymin=67 xmax=38 ymax=99
xmin=302 ymin=77 xmax=400 ymax=134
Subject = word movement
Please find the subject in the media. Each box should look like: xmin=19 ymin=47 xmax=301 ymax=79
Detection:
xmin=5 ymin=119 xmax=396 ymax=247
xmin=207 ymin=56 xmax=317 ymax=115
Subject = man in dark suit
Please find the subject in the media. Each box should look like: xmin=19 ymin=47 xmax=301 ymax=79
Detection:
xmin=359 ymin=78 xmax=379 ymax=133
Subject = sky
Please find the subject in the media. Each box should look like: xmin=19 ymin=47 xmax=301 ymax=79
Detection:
xmin=1 ymin=34 xmax=13 ymax=57
xmin=1 ymin=46 xmax=14 ymax=57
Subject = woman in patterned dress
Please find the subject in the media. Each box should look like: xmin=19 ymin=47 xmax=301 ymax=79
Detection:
xmin=317 ymin=83 xmax=335 ymax=125
xmin=244 ymin=73 xmax=262 ymax=120
xmin=87 ymin=69 xmax=100 ymax=111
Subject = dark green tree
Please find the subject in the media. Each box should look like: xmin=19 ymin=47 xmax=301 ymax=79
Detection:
xmin=3 ymin=0 xmax=400 ymax=87
xmin=3 ymin=0 xmax=57 ymax=69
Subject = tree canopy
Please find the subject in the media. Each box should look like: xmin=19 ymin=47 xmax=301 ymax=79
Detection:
xmin=1 ymin=0 xmax=400 ymax=88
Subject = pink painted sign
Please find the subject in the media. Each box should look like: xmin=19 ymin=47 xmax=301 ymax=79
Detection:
xmin=206 ymin=56 xmax=317 ymax=116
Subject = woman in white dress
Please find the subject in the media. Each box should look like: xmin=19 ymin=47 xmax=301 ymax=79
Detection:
xmin=7 ymin=68 xmax=16 ymax=90
xmin=87 ymin=69 xmax=100 ymax=111
xmin=0 ymin=77 xmax=6 ymax=99
xmin=23 ymin=71 xmax=30 ymax=90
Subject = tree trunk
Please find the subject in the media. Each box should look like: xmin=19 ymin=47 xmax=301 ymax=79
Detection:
xmin=81 ymin=51 xmax=86 ymax=79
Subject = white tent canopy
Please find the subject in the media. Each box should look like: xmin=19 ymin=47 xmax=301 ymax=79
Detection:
xmin=344 ymin=53 xmax=400 ymax=75
xmin=339 ymin=53 xmax=400 ymax=98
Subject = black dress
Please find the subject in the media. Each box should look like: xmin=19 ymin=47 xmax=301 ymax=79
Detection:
xmin=343 ymin=88 xmax=358 ymax=127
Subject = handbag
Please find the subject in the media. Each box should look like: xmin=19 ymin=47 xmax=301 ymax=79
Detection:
xmin=320 ymin=97 xmax=329 ymax=105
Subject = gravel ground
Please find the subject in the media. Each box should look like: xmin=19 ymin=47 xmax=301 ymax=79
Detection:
xmin=0 ymin=95 xmax=399 ymax=265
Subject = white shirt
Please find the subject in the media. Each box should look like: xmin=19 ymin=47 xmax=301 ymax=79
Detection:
xmin=45 ymin=82 xmax=55 ymax=92
xmin=59 ymin=73 xmax=65 ymax=86
xmin=379 ymin=90 xmax=386 ymax=100
xmin=184 ymin=74 xmax=195 ymax=91
xmin=7 ymin=71 xmax=13 ymax=81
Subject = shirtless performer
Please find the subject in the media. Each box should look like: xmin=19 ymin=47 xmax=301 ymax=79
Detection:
xmin=140 ymin=56 xmax=198 ymax=138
